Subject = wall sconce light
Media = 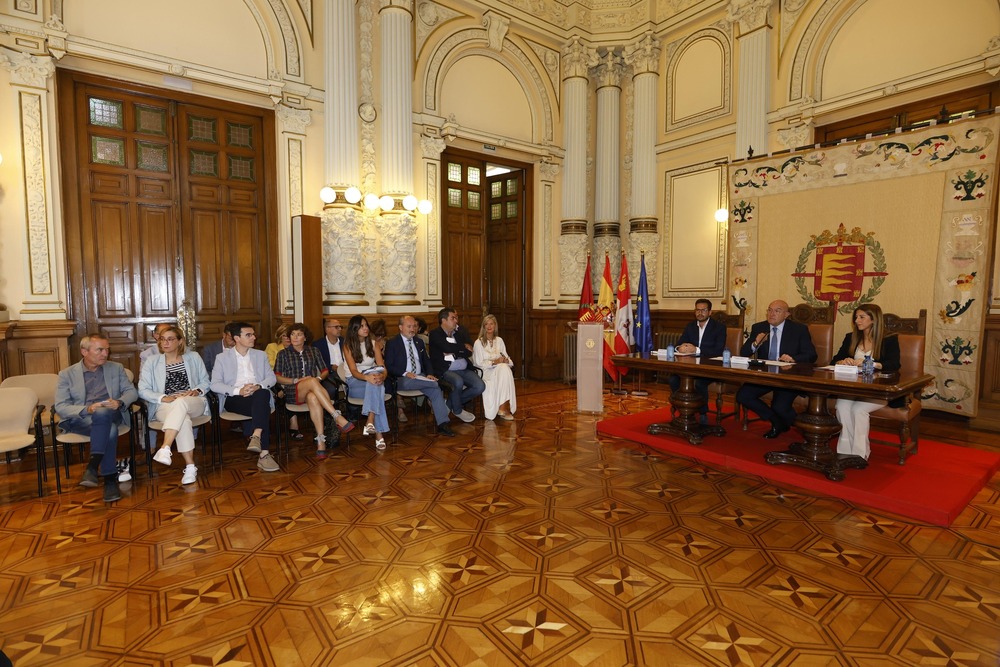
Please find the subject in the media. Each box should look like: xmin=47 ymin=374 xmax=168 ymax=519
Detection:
xmin=714 ymin=208 xmax=729 ymax=223
xmin=321 ymin=184 xmax=433 ymax=215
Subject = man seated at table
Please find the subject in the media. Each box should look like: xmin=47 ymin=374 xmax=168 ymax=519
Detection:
xmin=736 ymin=299 xmax=817 ymax=438
xmin=668 ymin=299 xmax=727 ymax=425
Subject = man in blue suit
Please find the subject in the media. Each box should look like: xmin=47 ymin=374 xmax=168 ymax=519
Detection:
xmin=737 ymin=299 xmax=817 ymax=438
xmin=384 ymin=315 xmax=456 ymax=437
xmin=668 ymin=299 xmax=727 ymax=424
xmin=55 ymin=334 xmax=138 ymax=502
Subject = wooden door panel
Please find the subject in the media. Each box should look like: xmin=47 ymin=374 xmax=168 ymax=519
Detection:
xmin=137 ymin=204 xmax=178 ymax=316
xmin=89 ymin=201 xmax=135 ymax=318
xmin=230 ymin=212 xmax=264 ymax=315
xmin=190 ymin=209 xmax=224 ymax=315
xmin=486 ymin=171 xmax=524 ymax=375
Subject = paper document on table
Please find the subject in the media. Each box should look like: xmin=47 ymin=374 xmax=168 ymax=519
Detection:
xmin=764 ymin=360 xmax=794 ymax=367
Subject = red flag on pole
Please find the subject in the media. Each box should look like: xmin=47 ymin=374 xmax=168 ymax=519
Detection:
xmin=613 ymin=252 xmax=634 ymax=374
xmin=578 ymin=253 xmax=594 ymax=321
xmin=597 ymin=254 xmax=619 ymax=382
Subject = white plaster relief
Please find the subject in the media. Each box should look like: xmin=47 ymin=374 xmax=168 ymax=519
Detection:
xmin=421 ymin=134 xmax=446 ymax=159
xmin=499 ymin=0 xmax=566 ymax=28
xmin=296 ymin=0 xmax=314 ymax=40
xmin=726 ymin=0 xmax=773 ymax=34
xmin=416 ymin=1 xmax=465 ymax=54
xmin=275 ymin=103 xmax=312 ymax=134
xmin=359 ymin=0 xmax=377 ymax=193
xmin=527 ymin=39 xmax=560 ymax=98
xmin=558 ymin=233 xmax=589 ymax=301
xmin=777 ymin=122 xmax=813 ymax=150
xmin=789 ymin=0 xmax=835 ymax=102
xmin=15 ymin=0 xmax=37 ymax=16
xmin=629 ymin=232 xmax=658 ymax=296
xmin=322 ymin=207 xmax=367 ymax=297
xmin=425 ymin=162 xmax=440 ymax=295
xmin=539 ymin=159 xmax=560 ymax=181
xmin=624 ymin=31 xmax=661 ymax=75
xmin=562 ymin=36 xmax=590 ymax=79
xmin=265 ymin=0 xmax=302 ymax=78
xmin=378 ymin=213 xmax=418 ymax=296
xmin=543 ymin=183 xmax=552 ymax=296
xmin=780 ymin=0 xmax=806 ymax=51
xmin=20 ymin=92 xmax=52 ymax=295
xmin=483 ymin=11 xmax=510 ymax=53
xmin=0 ymin=47 xmax=55 ymax=88
xmin=287 ymin=137 xmax=303 ymax=217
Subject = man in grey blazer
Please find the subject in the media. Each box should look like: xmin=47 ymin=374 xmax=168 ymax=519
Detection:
xmin=55 ymin=334 xmax=138 ymax=502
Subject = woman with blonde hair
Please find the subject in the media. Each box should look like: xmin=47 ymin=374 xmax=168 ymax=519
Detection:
xmin=140 ymin=326 xmax=210 ymax=484
xmin=472 ymin=314 xmax=516 ymax=420
xmin=831 ymin=304 xmax=901 ymax=459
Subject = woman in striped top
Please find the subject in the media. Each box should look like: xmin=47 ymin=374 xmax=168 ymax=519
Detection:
xmin=139 ymin=326 xmax=209 ymax=485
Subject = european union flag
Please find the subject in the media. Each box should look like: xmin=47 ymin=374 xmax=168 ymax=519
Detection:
xmin=634 ymin=254 xmax=653 ymax=358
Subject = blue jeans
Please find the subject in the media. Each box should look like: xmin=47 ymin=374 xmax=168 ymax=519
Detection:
xmin=60 ymin=407 xmax=123 ymax=476
xmin=346 ymin=376 xmax=389 ymax=433
xmin=440 ymin=369 xmax=485 ymax=414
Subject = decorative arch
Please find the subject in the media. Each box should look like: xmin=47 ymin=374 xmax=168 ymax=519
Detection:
xmin=421 ymin=25 xmax=556 ymax=144
xmin=252 ymin=0 xmax=304 ymax=80
xmin=665 ymin=26 xmax=731 ymax=131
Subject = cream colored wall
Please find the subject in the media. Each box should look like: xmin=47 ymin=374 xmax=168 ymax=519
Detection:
xmin=440 ymin=55 xmax=533 ymax=142
xmin=672 ymin=38 xmax=725 ymax=123
xmin=63 ymin=0 xmax=268 ymax=80
xmin=0 ymin=67 xmax=30 ymax=318
xmin=822 ymin=0 xmax=999 ymax=100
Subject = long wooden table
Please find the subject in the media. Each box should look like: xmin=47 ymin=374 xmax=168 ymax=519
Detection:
xmin=612 ymin=354 xmax=934 ymax=481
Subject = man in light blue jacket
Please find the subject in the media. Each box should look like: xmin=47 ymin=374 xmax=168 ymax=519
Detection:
xmin=210 ymin=322 xmax=279 ymax=472
xmin=55 ymin=334 xmax=138 ymax=502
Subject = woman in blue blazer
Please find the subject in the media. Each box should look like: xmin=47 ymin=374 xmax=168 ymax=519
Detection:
xmin=139 ymin=326 xmax=210 ymax=484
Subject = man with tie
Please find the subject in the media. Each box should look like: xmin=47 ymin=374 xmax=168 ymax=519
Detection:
xmin=384 ymin=315 xmax=456 ymax=437
xmin=736 ymin=299 xmax=817 ymax=438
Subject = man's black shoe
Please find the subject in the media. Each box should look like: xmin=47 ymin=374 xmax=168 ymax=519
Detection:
xmin=437 ymin=423 xmax=456 ymax=437
xmin=79 ymin=468 xmax=100 ymax=488
xmin=103 ymin=480 xmax=122 ymax=502
xmin=762 ymin=425 xmax=789 ymax=439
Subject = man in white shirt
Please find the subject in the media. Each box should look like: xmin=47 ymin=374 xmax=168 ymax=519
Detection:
xmin=668 ymin=299 xmax=727 ymax=424
xmin=209 ymin=322 xmax=280 ymax=471
xmin=313 ymin=317 xmax=345 ymax=400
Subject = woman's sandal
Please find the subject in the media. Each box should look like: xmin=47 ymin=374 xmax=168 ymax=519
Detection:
xmin=375 ymin=438 xmax=386 ymax=451
xmin=289 ymin=430 xmax=304 ymax=440
xmin=363 ymin=423 xmax=376 ymax=436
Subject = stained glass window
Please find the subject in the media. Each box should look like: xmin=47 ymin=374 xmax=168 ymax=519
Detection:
xmin=228 ymin=122 xmax=253 ymax=148
xmin=448 ymin=188 xmax=462 ymax=207
xmin=137 ymin=141 xmax=168 ymax=172
xmin=467 ymin=191 xmax=481 ymax=210
xmin=190 ymin=150 xmax=218 ymax=176
xmin=188 ymin=116 xmax=217 ymax=143
xmin=91 ymin=136 xmax=125 ymax=166
xmin=135 ymin=105 xmax=166 ymax=136
xmin=447 ymin=163 xmax=462 ymax=182
xmin=491 ymin=203 xmax=501 ymax=220
xmin=491 ymin=181 xmax=502 ymax=198
xmin=228 ymin=155 xmax=255 ymax=181
xmin=467 ymin=166 xmax=481 ymax=185
xmin=89 ymin=98 xmax=122 ymax=129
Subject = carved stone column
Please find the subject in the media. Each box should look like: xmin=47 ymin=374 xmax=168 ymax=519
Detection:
xmin=624 ymin=33 xmax=661 ymax=301
xmin=0 ymin=48 xmax=63 ymax=320
xmin=729 ymin=0 xmax=774 ymax=159
xmin=592 ymin=49 xmax=625 ymax=274
xmin=558 ymin=37 xmax=591 ymax=309
xmin=376 ymin=0 xmax=419 ymax=308
xmin=275 ymin=103 xmax=312 ymax=315
xmin=538 ymin=159 xmax=561 ymax=306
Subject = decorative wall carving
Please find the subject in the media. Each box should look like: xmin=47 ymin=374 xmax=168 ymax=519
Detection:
xmin=321 ymin=208 xmax=368 ymax=302
xmin=359 ymin=0 xmax=377 ymax=193
xmin=425 ymin=162 xmax=440 ymax=297
xmin=377 ymin=213 xmax=418 ymax=299
xmin=421 ymin=134 xmax=446 ymax=159
xmin=789 ymin=0 xmax=835 ymax=102
xmin=777 ymin=122 xmax=813 ymax=151
xmin=543 ymin=182 xmax=552 ymax=297
xmin=726 ymin=0 xmax=773 ymax=34
xmin=558 ymin=233 xmax=589 ymax=306
xmin=265 ymin=0 xmax=302 ymax=78
xmin=483 ymin=11 xmax=510 ymax=53
xmin=0 ymin=47 xmax=55 ymax=88
xmin=20 ymin=92 xmax=52 ymax=296
xmin=562 ymin=36 xmax=590 ymax=79
xmin=526 ymin=39 xmax=560 ymax=98
xmin=780 ymin=0 xmax=807 ymax=51
xmin=416 ymin=1 xmax=465 ymax=54
xmin=287 ymin=137 xmax=303 ymax=217
xmin=275 ymin=103 xmax=311 ymax=134
xmin=623 ymin=31 xmax=661 ymax=74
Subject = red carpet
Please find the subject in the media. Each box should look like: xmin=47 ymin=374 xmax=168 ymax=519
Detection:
xmin=596 ymin=408 xmax=1000 ymax=526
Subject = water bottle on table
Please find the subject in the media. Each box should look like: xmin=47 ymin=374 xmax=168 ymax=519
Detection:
xmin=666 ymin=344 xmax=675 ymax=361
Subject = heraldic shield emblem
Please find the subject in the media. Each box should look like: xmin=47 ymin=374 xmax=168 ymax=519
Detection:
xmin=792 ymin=224 xmax=888 ymax=313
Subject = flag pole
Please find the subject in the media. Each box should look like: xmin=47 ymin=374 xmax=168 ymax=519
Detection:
xmin=632 ymin=250 xmax=650 ymax=396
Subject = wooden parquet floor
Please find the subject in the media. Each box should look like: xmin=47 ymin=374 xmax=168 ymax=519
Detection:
xmin=0 ymin=381 xmax=998 ymax=666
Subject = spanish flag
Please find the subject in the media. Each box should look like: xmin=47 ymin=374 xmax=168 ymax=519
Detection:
xmin=597 ymin=254 xmax=618 ymax=381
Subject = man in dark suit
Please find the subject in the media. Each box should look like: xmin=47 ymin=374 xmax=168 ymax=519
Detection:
xmin=668 ymin=299 xmax=727 ymax=424
xmin=55 ymin=334 xmax=138 ymax=502
xmin=200 ymin=327 xmax=235 ymax=378
xmin=384 ymin=315 xmax=456 ymax=437
xmin=736 ymin=299 xmax=817 ymax=438
xmin=428 ymin=307 xmax=485 ymax=422
xmin=313 ymin=317 xmax=345 ymax=400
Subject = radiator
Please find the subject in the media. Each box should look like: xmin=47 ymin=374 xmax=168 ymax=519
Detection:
xmin=563 ymin=331 xmax=577 ymax=383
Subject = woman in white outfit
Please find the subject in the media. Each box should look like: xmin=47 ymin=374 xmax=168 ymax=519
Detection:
xmin=472 ymin=314 xmax=516 ymax=421
xmin=140 ymin=326 xmax=210 ymax=485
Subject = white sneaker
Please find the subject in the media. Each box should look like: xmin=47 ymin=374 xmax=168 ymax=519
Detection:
xmin=153 ymin=448 xmax=172 ymax=466
xmin=456 ymin=410 xmax=475 ymax=423
xmin=117 ymin=458 xmax=132 ymax=483
xmin=181 ymin=464 xmax=198 ymax=485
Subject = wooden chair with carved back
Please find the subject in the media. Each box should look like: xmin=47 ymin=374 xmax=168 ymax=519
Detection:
xmin=706 ymin=309 xmax=746 ymax=424
xmin=869 ymin=310 xmax=926 ymax=465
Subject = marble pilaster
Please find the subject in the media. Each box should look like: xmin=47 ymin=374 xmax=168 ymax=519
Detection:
xmin=558 ymin=36 xmax=591 ymax=308
xmin=592 ymin=49 xmax=624 ymax=274
xmin=730 ymin=0 xmax=774 ymax=159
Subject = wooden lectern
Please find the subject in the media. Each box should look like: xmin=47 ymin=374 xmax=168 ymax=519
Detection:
xmin=576 ymin=322 xmax=604 ymax=413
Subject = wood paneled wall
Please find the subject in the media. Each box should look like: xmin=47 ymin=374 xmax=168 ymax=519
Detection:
xmin=0 ymin=320 xmax=76 ymax=381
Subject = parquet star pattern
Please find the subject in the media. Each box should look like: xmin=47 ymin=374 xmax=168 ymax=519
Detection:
xmin=0 ymin=382 xmax=997 ymax=665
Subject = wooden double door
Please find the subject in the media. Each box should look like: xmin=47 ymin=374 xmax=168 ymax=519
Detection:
xmin=58 ymin=71 xmax=278 ymax=374
xmin=440 ymin=150 xmax=529 ymax=377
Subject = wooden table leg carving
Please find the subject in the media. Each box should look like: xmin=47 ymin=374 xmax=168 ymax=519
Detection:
xmin=764 ymin=392 xmax=868 ymax=481
xmin=647 ymin=374 xmax=726 ymax=445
